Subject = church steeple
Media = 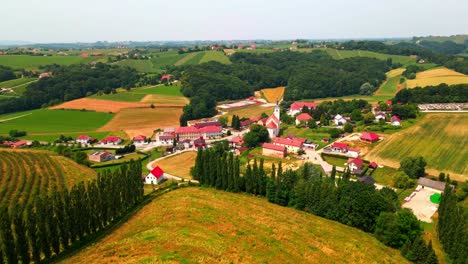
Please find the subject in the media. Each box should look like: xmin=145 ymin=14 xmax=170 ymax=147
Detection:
xmin=273 ymin=100 xmax=280 ymax=120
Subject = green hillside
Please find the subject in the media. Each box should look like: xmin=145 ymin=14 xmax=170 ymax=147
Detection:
xmin=323 ymin=48 xmax=417 ymax=66
xmin=61 ymin=188 xmax=409 ymax=264
xmin=0 ymin=55 xmax=101 ymax=70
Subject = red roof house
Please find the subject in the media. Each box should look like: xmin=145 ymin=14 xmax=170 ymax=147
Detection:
xmin=80 ymin=52 xmax=89 ymax=57
xmin=193 ymin=121 xmax=222 ymax=129
xmin=390 ymin=115 xmax=401 ymax=126
xmin=360 ymin=132 xmax=380 ymax=143
xmin=347 ymin=157 xmax=364 ymax=172
xmin=230 ymin=136 xmax=244 ymax=147
xmin=240 ymin=119 xmax=253 ymax=128
xmin=176 ymin=126 xmax=201 ymax=140
xmin=369 ymin=162 xmax=378 ymax=169
xmin=288 ymin=102 xmax=317 ymax=115
xmin=262 ymin=143 xmax=287 ymax=158
xmin=145 ymin=166 xmax=165 ymax=184
xmin=3 ymin=140 xmax=28 ymax=149
xmin=295 ymin=113 xmax=313 ymax=125
xmin=39 ymin=73 xmax=51 ymax=78
xmin=331 ymin=142 xmax=348 ymax=152
xmin=101 ymin=136 xmax=122 ymax=145
xmin=160 ymin=74 xmax=171 ymax=81
xmin=250 ymin=116 xmax=261 ymax=122
xmin=133 ymin=135 xmax=147 ymax=143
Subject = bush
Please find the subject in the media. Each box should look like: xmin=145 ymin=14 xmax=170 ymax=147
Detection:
xmin=9 ymin=130 xmax=27 ymax=137
xmin=393 ymin=172 xmax=416 ymax=189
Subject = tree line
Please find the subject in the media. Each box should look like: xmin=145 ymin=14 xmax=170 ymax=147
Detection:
xmin=394 ymin=84 xmax=468 ymax=104
xmin=0 ymin=66 xmax=16 ymax=82
xmin=0 ymin=63 xmax=139 ymax=115
xmin=0 ymin=160 xmax=144 ymax=263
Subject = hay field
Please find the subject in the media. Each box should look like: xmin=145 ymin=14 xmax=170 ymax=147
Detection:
xmin=224 ymin=105 xmax=274 ymax=121
xmin=61 ymin=188 xmax=408 ymax=264
xmin=98 ymin=107 xmax=182 ymax=138
xmin=50 ymin=98 xmax=150 ymax=113
xmin=406 ymin=68 xmax=468 ymax=88
xmin=0 ymin=55 xmax=100 ymax=70
xmin=152 ymin=151 xmax=197 ymax=179
xmin=365 ymin=113 xmax=468 ymax=181
xmin=261 ymin=86 xmax=285 ymax=103
xmin=386 ymin=68 xmax=405 ymax=78
xmin=140 ymin=94 xmax=189 ymax=105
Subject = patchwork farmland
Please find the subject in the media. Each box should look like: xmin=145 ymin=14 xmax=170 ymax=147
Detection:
xmin=406 ymin=67 xmax=468 ymax=88
xmin=50 ymin=98 xmax=150 ymax=112
xmin=365 ymin=113 xmax=468 ymax=180
xmin=62 ymin=188 xmax=409 ymax=264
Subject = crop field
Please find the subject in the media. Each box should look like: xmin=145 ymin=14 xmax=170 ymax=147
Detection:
xmin=181 ymin=52 xmax=206 ymax=65
xmin=89 ymin=92 xmax=146 ymax=102
xmin=0 ymin=55 xmax=100 ymax=70
xmin=0 ymin=109 xmax=114 ymax=134
xmin=0 ymin=77 xmax=36 ymax=88
xmin=152 ymin=151 xmax=197 ymax=179
xmin=114 ymin=59 xmax=158 ymax=73
xmin=322 ymin=48 xmax=417 ymax=66
xmin=62 ymin=187 xmax=408 ymax=264
xmin=0 ymin=149 xmax=96 ymax=209
xmin=132 ymin=84 xmax=183 ymax=96
xmin=365 ymin=113 xmax=468 ymax=181
xmin=224 ymin=104 xmax=274 ymax=121
xmin=140 ymin=94 xmax=189 ymax=105
xmin=261 ymin=86 xmax=285 ymax=102
xmin=98 ymin=107 xmax=182 ymax=138
xmin=406 ymin=68 xmax=468 ymax=88
xmin=199 ymin=51 xmax=231 ymax=64
xmin=50 ymin=97 xmax=150 ymax=113
xmin=375 ymin=76 xmax=401 ymax=96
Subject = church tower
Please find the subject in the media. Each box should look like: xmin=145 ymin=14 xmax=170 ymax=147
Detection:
xmin=273 ymin=100 xmax=280 ymax=120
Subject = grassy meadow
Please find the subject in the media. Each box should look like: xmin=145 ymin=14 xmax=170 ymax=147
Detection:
xmin=61 ymin=187 xmax=408 ymax=264
xmin=0 ymin=77 xmax=36 ymax=88
xmin=199 ymin=51 xmax=231 ymax=64
xmin=0 ymin=55 xmax=101 ymax=70
xmin=224 ymin=105 xmax=274 ymax=121
xmin=152 ymin=151 xmax=197 ymax=179
xmin=0 ymin=109 xmax=114 ymax=134
xmin=133 ymin=84 xmax=183 ymax=96
xmin=316 ymin=48 xmax=417 ymax=66
xmin=365 ymin=113 xmax=468 ymax=180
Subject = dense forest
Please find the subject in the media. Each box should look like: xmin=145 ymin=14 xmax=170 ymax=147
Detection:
xmin=180 ymin=51 xmax=391 ymax=124
xmin=0 ymin=63 xmax=139 ymax=115
xmin=394 ymin=84 xmax=468 ymax=104
xmin=0 ymin=66 xmax=16 ymax=82
xmin=0 ymin=160 xmax=143 ymax=263
xmin=191 ymin=145 xmax=437 ymax=263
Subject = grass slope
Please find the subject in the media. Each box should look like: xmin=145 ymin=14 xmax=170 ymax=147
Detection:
xmin=199 ymin=51 xmax=231 ymax=64
xmin=323 ymin=49 xmax=417 ymax=66
xmin=132 ymin=84 xmax=183 ymax=96
xmin=0 ymin=77 xmax=36 ymax=88
xmin=114 ymin=60 xmax=157 ymax=73
xmin=0 ymin=149 xmax=96 ymax=209
xmin=365 ymin=113 xmax=468 ymax=180
xmin=0 ymin=55 xmax=100 ymax=70
xmin=0 ymin=109 xmax=114 ymax=134
xmin=62 ymin=188 xmax=408 ymax=264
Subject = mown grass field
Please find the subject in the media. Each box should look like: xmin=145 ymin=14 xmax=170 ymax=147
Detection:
xmin=0 ymin=77 xmax=36 ymax=88
xmin=281 ymin=126 xmax=333 ymax=149
xmin=0 ymin=55 xmax=101 ymax=70
xmin=224 ymin=105 xmax=274 ymax=121
xmin=20 ymin=131 xmax=112 ymax=142
xmin=199 ymin=51 xmax=231 ymax=64
xmin=0 ymin=149 xmax=96 ymax=209
xmin=0 ymin=109 xmax=114 ymax=134
xmin=310 ymin=94 xmax=393 ymax=104
xmin=62 ymin=187 xmax=408 ymax=264
xmin=365 ymin=113 xmax=468 ymax=181
xmin=152 ymin=151 xmax=197 ymax=179
xmin=321 ymin=48 xmax=417 ymax=66
xmin=114 ymin=59 xmax=158 ymax=73
xmin=140 ymin=94 xmax=189 ymax=105
xmin=375 ymin=75 xmax=401 ymax=96
xmin=132 ymin=84 xmax=183 ymax=96
xmin=261 ymin=86 xmax=285 ymax=102
xmin=406 ymin=67 xmax=468 ymax=88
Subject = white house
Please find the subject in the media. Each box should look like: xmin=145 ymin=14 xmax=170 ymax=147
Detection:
xmin=144 ymin=166 xmax=166 ymax=184
xmin=76 ymin=135 xmax=91 ymax=144
xmin=346 ymin=148 xmax=361 ymax=158
xmin=391 ymin=116 xmax=401 ymax=126
xmin=288 ymin=102 xmax=317 ymax=116
xmin=199 ymin=126 xmax=222 ymax=139
xmin=375 ymin=112 xmax=386 ymax=122
xmin=100 ymin=136 xmax=122 ymax=145
xmin=334 ymin=114 xmax=347 ymax=126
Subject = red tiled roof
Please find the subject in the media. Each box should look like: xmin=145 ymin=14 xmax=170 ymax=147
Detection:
xmin=134 ymin=135 xmax=146 ymax=141
xmin=193 ymin=121 xmax=222 ymax=129
xmin=230 ymin=136 xmax=243 ymax=144
xmin=238 ymin=146 xmax=247 ymax=153
xmin=360 ymin=132 xmax=380 ymax=142
xmin=262 ymin=143 xmax=286 ymax=152
xmin=273 ymin=137 xmax=303 ymax=148
xmin=348 ymin=148 xmax=360 ymax=152
xmin=240 ymin=119 xmax=253 ymax=127
xmin=161 ymin=74 xmax=171 ymax=80
xmin=176 ymin=126 xmax=200 ymax=134
xmin=250 ymin=116 xmax=261 ymax=122
xmin=369 ymin=162 xmax=378 ymax=168
xmin=199 ymin=126 xmax=222 ymax=133
xmin=77 ymin=135 xmax=90 ymax=140
xmin=159 ymin=135 xmax=174 ymax=140
xmin=384 ymin=100 xmax=393 ymax=106
xmin=150 ymin=166 xmax=164 ymax=179
xmin=348 ymin=157 xmax=364 ymax=168
xmin=290 ymin=102 xmax=317 ymax=111
xmin=102 ymin=136 xmax=120 ymax=143
xmin=296 ymin=113 xmax=313 ymax=121
xmin=391 ymin=115 xmax=401 ymax=122
xmin=332 ymin=142 xmax=348 ymax=149
xmin=266 ymin=122 xmax=277 ymax=129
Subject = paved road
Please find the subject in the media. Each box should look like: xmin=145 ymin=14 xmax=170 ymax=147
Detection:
xmin=146 ymin=149 xmax=199 ymax=183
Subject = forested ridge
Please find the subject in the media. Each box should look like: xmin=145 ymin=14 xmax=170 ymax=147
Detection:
xmin=0 ymin=63 xmax=139 ymax=115
xmin=394 ymin=84 xmax=468 ymax=104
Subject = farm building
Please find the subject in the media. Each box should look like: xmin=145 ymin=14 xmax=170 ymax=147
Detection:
xmin=76 ymin=135 xmax=92 ymax=144
xmin=88 ymin=151 xmax=114 ymax=162
xmin=230 ymin=136 xmax=244 ymax=147
xmin=417 ymin=178 xmax=447 ymax=192
xmin=194 ymin=137 xmax=207 ymax=148
xmin=360 ymin=132 xmax=380 ymax=143
xmin=3 ymin=140 xmax=28 ymax=149
xmin=133 ymin=135 xmax=147 ymax=144
xmin=295 ymin=113 xmax=313 ymax=126
xmin=347 ymin=157 xmax=364 ymax=174
xmin=199 ymin=126 xmax=222 ymax=139
xmin=391 ymin=116 xmax=401 ymax=126
xmin=100 ymin=136 xmax=122 ymax=145
xmin=333 ymin=114 xmax=347 ymax=126
xmin=193 ymin=121 xmax=222 ymax=129
xmin=331 ymin=142 xmax=348 ymax=153
xmin=288 ymin=102 xmax=317 ymax=116
xmin=145 ymin=166 xmax=166 ymax=184
xmin=262 ymin=143 xmax=287 ymax=158
xmin=272 ymin=137 xmax=304 ymax=153
xmin=176 ymin=126 xmax=201 ymax=141
xmin=39 ymin=72 xmax=51 ymax=78
xmin=157 ymin=133 xmax=175 ymax=146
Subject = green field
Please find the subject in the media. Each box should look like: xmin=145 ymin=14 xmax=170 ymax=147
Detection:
xmin=20 ymin=131 xmax=111 ymax=142
xmin=375 ymin=75 xmax=401 ymax=96
xmin=281 ymin=126 xmax=333 ymax=149
xmin=0 ymin=109 xmax=114 ymax=134
xmin=199 ymin=51 xmax=231 ymax=64
xmin=0 ymin=55 xmax=101 ymax=70
xmin=115 ymin=59 xmax=157 ymax=73
xmin=321 ymin=48 xmax=417 ymax=66
xmin=182 ymin=51 xmax=206 ymax=65
xmin=89 ymin=92 xmax=146 ymax=102
xmin=308 ymin=94 xmax=393 ymax=104
xmin=62 ymin=187 xmax=408 ymax=264
xmin=132 ymin=84 xmax=183 ymax=96
xmin=0 ymin=77 xmax=36 ymax=88
xmin=366 ymin=113 xmax=468 ymax=181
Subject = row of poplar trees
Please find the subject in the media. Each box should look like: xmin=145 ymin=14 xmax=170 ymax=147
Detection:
xmin=437 ymin=184 xmax=467 ymax=264
xmin=0 ymin=160 xmax=144 ymax=263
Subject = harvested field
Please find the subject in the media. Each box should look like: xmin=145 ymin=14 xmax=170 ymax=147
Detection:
xmin=365 ymin=113 xmax=468 ymax=181
xmin=416 ymin=68 xmax=465 ymax=79
xmin=224 ymin=105 xmax=274 ymax=121
xmin=98 ymin=107 xmax=182 ymax=138
xmin=140 ymin=94 xmax=189 ymax=105
xmin=406 ymin=68 xmax=468 ymax=88
xmin=386 ymin=68 xmax=405 ymax=78
xmin=50 ymin=98 xmax=150 ymax=113
xmin=152 ymin=151 xmax=197 ymax=179
xmin=61 ymin=188 xmax=408 ymax=264
xmin=261 ymin=86 xmax=285 ymax=103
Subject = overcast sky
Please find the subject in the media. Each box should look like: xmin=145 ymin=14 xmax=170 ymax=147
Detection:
xmin=2 ymin=0 xmax=467 ymax=43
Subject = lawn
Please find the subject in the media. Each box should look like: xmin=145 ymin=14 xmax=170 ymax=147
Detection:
xmin=89 ymin=92 xmax=146 ymax=102
xmin=281 ymin=126 xmax=333 ymax=149
xmin=0 ymin=77 xmax=36 ymax=88
xmin=0 ymin=109 xmax=114 ymax=134
xmin=152 ymin=151 xmax=197 ymax=179
xmin=0 ymin=55 xmax=99 ymax=70
xmin=369 ymin=166 xmax=400 ymax=187
xmin=365 ymin=113 xmax=468 ymax=181
xmin=132 ymin=84 xmax=183 ymax=96
xmin=199 ymin=51 xmax=231 ymax=64
xmin=62 ymin=187 xmax=409 ymax=264
xmin=322 ymin=154 xmax=349 ymax=167
xmin=114 ymin=59 xmax=157 ymax=73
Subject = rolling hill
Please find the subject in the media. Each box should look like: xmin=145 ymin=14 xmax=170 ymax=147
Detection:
xmin=61 ymin=187 xmax=409 ymax=264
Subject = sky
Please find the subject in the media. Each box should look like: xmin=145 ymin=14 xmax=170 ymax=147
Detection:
xmin=2 ymin=0 xmax=468 ymax=43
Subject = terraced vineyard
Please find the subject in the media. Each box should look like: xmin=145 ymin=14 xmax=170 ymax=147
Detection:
xmin=0 ymin=149 xmax=96 ymax=209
